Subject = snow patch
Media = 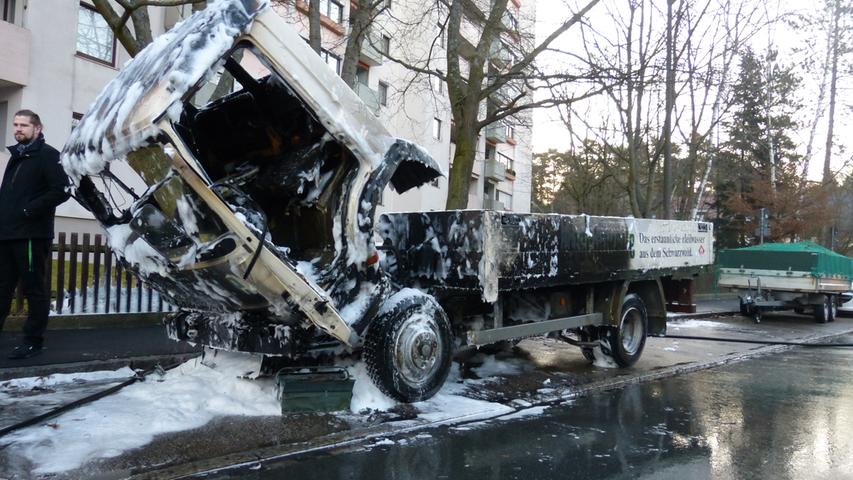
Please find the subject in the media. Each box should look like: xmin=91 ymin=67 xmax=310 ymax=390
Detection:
xmin=1 ymin=352 xmax=279 ymax=474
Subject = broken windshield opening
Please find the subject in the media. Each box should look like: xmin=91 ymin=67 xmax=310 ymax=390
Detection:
xmin=173 ymin=43 xmax=358 ymax=266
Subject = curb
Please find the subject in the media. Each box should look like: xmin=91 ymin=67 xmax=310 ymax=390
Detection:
xmin=0 ymin=353 xmax=200 ymax=381
xmin=3 ymin=312 xmax=167 ymax=331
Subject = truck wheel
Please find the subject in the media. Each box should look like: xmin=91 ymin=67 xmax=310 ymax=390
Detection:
xmin=814 ymin=295 xmax=831 ymax=324
xmin=363 ymin=293 xmax=453 ymax=403
xmin=599 ymin=294 xmax=648 ymax=368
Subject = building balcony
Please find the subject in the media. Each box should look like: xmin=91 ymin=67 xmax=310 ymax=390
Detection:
xmin=484 ymin=159 xmax=506 ymax=182
xmin=483 ymin=197 xmax=506 ymax=211
xmin=0 ymin=20 xmax=30 ymax=87
xmin=360 ymin=33 xmax=384 ymax=67
xmin=485 ymin=123 xmax=507 ymax=143
xmin=355 ymin=82 xmax=380 ymax=115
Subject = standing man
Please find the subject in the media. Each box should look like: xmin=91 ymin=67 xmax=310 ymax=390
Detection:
xmin=0 ymin=110 xmax=69 ymax=359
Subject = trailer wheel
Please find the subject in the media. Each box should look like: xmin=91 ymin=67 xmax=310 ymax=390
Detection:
xmin=829 ymin=296 xmax=837 ymax=323
xmin=739 ymin=297 xmax=751 ymax=316
xmin=814 ymin=295 xmax=832 ymax=324
xmin=599 ymin=294 xmax=648 ymax=368
xmin=363 ymin=292 xmax=453 ymax=403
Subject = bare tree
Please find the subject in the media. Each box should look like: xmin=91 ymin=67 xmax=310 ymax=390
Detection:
xmin=558 ymin=0 xmax=763 ymax=220
xmin=381 ymin=0 xmax=600 ymax=209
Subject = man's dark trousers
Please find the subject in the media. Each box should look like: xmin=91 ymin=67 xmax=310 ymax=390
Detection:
xmin=0 ymin=239 xmax=51 ymax=347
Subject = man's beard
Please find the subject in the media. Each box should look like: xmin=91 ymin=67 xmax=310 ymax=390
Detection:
xmin=15 ymin=132 xmax=34 ymax=143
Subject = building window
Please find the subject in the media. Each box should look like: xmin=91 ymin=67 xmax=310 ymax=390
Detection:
xmin=71 ymin=112 xmax=83 ymax=131
xmin=3 ymin=0 xmax=16 ymax=23
xmin=437 ymin=23 xmax=445 ymax=48
xmin=77 ymin=3 xmax=116 ymax=66
xmin=381 ymin=35 xmax=391 ymax=56
xmin=319 ymin=48 xmax=342 ymax=75
xmin=505 ymin=124 xmax=515 ymax=140
xmin=485 ymin=143 xmax=495 ymax=160
xmin=319 ymin=0 xmax=343 ymax=24
xmin=497 ymin=190 xmax=513 ymax=210
xmin=378 ymin=82 xmax=389 ymax=106
xmin=505 ymin=11 xmax=519 ymax=32
xmin=432 ymin=117 xmax=442 ymax=140
xmin=430 ymin=72 xmax=443 ymax=94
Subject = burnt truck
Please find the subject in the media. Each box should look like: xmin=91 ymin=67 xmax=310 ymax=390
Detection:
xmin=60 ymin=0 xmax=714 ymax=403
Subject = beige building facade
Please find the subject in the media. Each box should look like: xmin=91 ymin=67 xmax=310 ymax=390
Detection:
xmin=0 ymin=0 xmax=532 ymax=237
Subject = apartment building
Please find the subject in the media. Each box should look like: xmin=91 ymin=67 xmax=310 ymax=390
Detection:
xmin=0 ymin=0 xmax=533 ymax=237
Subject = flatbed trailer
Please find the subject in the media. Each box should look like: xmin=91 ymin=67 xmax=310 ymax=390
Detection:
xmin=717 ymin=242 xmax=853 ymax=323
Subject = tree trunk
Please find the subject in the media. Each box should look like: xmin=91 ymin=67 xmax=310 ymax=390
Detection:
xmin=662 ymin=0 xmax=675 ymax=219
xmin=822 ymin=0 xmax=840 ymax=185
xmin=446 ymin=122 xmax=478 ymax=210
xmin=341 ymin=2 xmax=374 ymax=88
xmin=800 ymin=10 xmax=834 ymax=191
xmin=308 ymin=0 xmax=321 ymax=54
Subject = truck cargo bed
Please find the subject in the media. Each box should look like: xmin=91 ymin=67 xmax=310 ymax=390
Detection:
xmin=378 ymin=211 xmax=714 ymax=302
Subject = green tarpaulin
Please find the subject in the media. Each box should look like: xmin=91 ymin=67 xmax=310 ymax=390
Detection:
xmin=717 ymin=241 xmax=853 ymax=279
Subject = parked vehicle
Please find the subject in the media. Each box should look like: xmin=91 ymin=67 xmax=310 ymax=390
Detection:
xmin=61 ymin=0 xmax=714 ymax=402
xmin=838 ymin=292 xmax=853 ymax=316
xmin=717 ymin=242 xmax=853 ymax=323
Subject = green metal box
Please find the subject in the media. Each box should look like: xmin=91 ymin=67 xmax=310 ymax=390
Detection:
xmin=276 ymin=368 xmax=354 ymax=414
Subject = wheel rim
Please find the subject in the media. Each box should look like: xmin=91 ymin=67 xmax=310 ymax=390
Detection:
xmin=619 ymin=307 xmax=644 ymax=356
xmin=392 ymin=313 xmax=442 ymax=386
xmin=831 ymin=301 xmax=837 ymax=319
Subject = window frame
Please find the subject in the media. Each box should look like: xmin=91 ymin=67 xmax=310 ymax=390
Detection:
xmin=319 ymin=0 xmax=343 ymax=24
xmin=76 ymin=2 xmax=117 ymax=67
xmin=319 ymin=48 xmax=342 ymax=75
xmin=378 ymin=81 xmax=389 ymax=106
xmin=432 ymin=117 xmax=442 ymax=140
xmin=381 ymin=35 xmax=391 ymax=56
xmin=2 ymin=0 xmax=16 ymax=23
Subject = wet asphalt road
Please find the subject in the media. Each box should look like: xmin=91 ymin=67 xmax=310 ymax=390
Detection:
xmin=202 ymin=334 xmax=853 ymax=480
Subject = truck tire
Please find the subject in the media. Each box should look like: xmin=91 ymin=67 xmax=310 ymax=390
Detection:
xmin=599 ymin=294 xmax=648 ymax=368
xmin=363 ymin=292 xmax=453 ymax=403
xmin=814 ymin=295 xmax=832 ymax=324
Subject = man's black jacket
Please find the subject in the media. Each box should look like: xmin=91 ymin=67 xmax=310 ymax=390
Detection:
xmin=1 ymin=134 xmax=70 ymax=240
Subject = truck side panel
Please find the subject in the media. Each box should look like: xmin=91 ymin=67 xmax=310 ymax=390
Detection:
xmin=378 ymin=211 xmax=713 ymax=302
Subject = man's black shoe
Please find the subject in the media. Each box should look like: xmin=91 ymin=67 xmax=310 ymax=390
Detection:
xmin=8 ymin=344 xmax=43 ymax=360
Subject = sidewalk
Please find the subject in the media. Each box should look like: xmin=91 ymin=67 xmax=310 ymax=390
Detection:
xmin=0 ymin=325 xmax=200 ymax=379
xmin=0 ymin=297 xmax=740 ymax=380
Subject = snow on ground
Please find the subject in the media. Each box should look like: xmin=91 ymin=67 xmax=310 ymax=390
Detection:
xmin=3 ymin=352 xmax=539 ymax=475
xmin=0 ymin=368 xmax=136 ymax=393
xmin=668 ymin=319 xmax=730 ymax=329
xmin=1 ymin=352 xmax=278 ymax=475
